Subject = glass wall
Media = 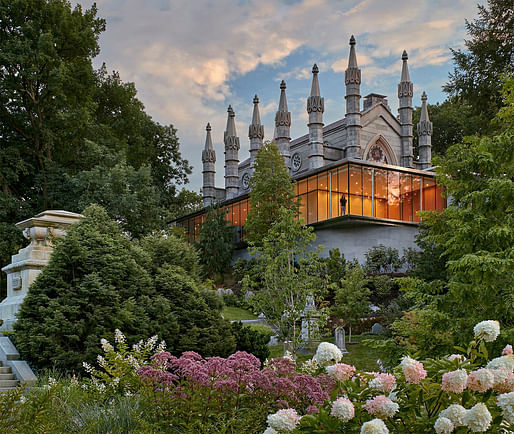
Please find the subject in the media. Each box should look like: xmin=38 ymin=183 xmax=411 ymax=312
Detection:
xmin=176 ymin=161 xmax=446 ymax=242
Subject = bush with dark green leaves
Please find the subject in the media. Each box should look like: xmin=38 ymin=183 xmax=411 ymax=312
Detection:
xmin=231 ymin=321 xmax=271 ymax=364
xmin=14 ymin=205 xmax=235 ymax=372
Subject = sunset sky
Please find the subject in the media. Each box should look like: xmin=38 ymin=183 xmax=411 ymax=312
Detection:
xmin=81 ymin=0 xmax=481 ymax=193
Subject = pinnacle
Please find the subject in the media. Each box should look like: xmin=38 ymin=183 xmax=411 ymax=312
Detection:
xmin=253 ymin=94 xmax=259 ymax=104
xmin=402 ymin=50 xmax=408 ymax=60
xmin=280 ymin=80 xmax=286 ymax=90
xmin=350 ymin=35 xmax=356 ymax=45
xmin=228 ymin=105 xmax=235 ymax=117
xmin=421 ymin=91 xmax=427 ymax=101
xmin=206 ymin=122 xmax=211 ymax=131
xmin=312 ymin=63 xmax=319 ymax=74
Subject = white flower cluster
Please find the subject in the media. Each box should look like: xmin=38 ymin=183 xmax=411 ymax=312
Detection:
xmin=439 ymin=404 xmax=467 ymax=427
xmin=434 ymin=417 xmax=454 ymax=434
xmin=330 ymin=397 xmax=354 ymax=422
xmin=263 ymin=428 xmax=277 ymax=434
xmin=266 ymin=409 xmax=299 ymax=432
xmin=497 ymin=391 xmax=514 ymax=424
xmin=100 ymin=338 xmax=114 ymax=353
xmin=473 ymin=320 xmax=500 ymax=342
xmin=300 ymin=358 xmax=318 ymax=375
xmin=463 ymin=402 xmax=492 ymax=432
xmin=487 ymin=354 xmax=514 ymax=372
xmin=114 ymin=329 xmax=125 ymax=344
xmin=312 ymin=342 xmax=342 ymax=367
xmin=360 ymin=418 xmax=389 ymax=434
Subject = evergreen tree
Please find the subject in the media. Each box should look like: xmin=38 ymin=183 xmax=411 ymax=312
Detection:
xmin=196 ymin=204 xmax=234 ymax=280
xmin=14 ymin=205 xmax=235 ymax=372
xmin=444 ymin=0 xmax=514 ymax=121
xmin=244 ymin=142 xmax=298 ymax=245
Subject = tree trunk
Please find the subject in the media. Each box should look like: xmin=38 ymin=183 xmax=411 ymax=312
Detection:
xmin=349 ymin=324 xmax=352 ymax=343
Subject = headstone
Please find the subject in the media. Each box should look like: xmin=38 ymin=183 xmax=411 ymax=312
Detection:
xmin=244 ymin=290 xmax=254 ymax=301
xmin=268 ymin=335 xmax=279 ymax=346
xmin=0 ymin=210 xmax=83 ymax=331
xmin=334 ymin=326 xmax=349 ymax=354
xmin=258 ymin=312 xmax=266 ymax=319
xmin=301 ymin=296 xmax=319 ymax=346
xmin=371 ymin=322 xmax=385 ymax=335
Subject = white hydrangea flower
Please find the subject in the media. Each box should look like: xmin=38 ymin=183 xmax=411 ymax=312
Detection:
xmin=100 ymin=338 xmax=114 ymax=353
xmin=473 ymin=320 xmax=500 ymax=342
xmin=434 ymin=417 xmax=454 ymax=434
xmin=331 ymin=397 xmax=354 ymax=422
xmin=300 ymin=358 xmax=318 ymax=375
xmin=440 ymin=404 xmax=467 ymax=427
xmin=463 ymin=402 xmax=492 ymax=432
xmin=312 ymin=342 xmax=342 ymax=367
xmin=497 ymin=391 xmax=514 ymax=424
xmin=360 ymin=418 xmax=389 ymax=434
xmin=267 ymin=409 xmax=299 ymax=432
xmin=487 ymin=354 xmax=514 ymax=372
xmin=263 ymin=427 xmax=278 ymax=434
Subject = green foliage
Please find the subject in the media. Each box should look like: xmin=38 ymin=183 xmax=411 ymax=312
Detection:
xmin=196 ymin=204 xmax=234 ymax=279
xmin=0 ymin=0 xmax=196 ymax=294
xmin=243 ymin=207 xmax=328 ymax=355
xmin=332 ymin=265 xmax=371 ymax=342
xmin=14 ymin=205 xmax=235 ymax=372
xmin=231 ymin=321 xmax=271 ymax=364
xmin=363 ymin=245 xmax=404 ymax=274
xmin=444 ymin=0 xmax=514 ymax=121
xmin=244 ymin=142 xmax=298 ymax=246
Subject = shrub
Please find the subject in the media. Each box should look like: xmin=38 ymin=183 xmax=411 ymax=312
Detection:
xmin=15 ymin=205 xmax=235 ymax=372
xmin=231 ymin=321 xmax=271 ymax=363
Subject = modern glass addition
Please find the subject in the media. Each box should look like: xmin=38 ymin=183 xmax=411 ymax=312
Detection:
xmin=176 ymin=160 xmax=446 ymax=243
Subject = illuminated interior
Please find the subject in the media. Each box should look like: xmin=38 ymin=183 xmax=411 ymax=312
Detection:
xmin=176 ymin=160 xmax=446 ymax=243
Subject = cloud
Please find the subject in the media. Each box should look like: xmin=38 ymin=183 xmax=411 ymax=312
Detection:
xmin=81 ymin=0 xmax=479 ymax=192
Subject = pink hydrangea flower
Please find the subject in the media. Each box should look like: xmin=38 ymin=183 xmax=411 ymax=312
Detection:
xmin=503 ymin=345 xmax=513 ymax=356
xmin=441 ymin=369 xmax=467 ymax=394
xmin=400 ymin=356 xmax=427 ymax=384
xmin=491 ymin=368 xmax=514 ymax=394
xmin=466 ymin=368 xmax=494 ymax=392
xmin=369 ymin=373 xmax=396 ymax=393
xmin=448 ymin=354 xmax=464 ymax=362
xmin=326 ymin=363 xmax=356 ymax=382
xmin=364 ymin=395 xmax=399 ymax=418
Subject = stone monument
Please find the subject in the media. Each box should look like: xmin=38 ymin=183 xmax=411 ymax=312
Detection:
xmin=334 ymin=326 xmax=349 ymax=354
xmin=0 ymin=210 xmax=83 ymax=331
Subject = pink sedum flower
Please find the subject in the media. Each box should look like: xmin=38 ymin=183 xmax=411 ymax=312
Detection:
xmin=326 ymin=363 xmax=356 ymax=382
xmin=369 ymin=373 xmax=396 ymax=393
xmin=330 ymin=397 xmax=354 ymax=422
xmin=503 ymin=344 xmax=513 ymax=356
xmin=400 ymin=356 xmax=427 ymax=384
xmin=267 ymin=408 xmax=299 ymax=432
xmin=466 ymin=368 xmax=494 ymax=392
xmin=441 ymin=369 xmax=467 ymax=394
xmin=364 ymin=395 xmax=399 ymax=418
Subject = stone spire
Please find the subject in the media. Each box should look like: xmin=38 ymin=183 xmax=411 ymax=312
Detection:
xmin=274 ymin=80 xmax=291 ymax=169
xmin=248 ymin=94 xmax=264 ymax=171
xmin=398 ymin=50 xmax=414 ymax=167
xmin=224 ymin=105 xmax=240 ymax=200
xmin=345 ymin=35 xmax=362 ymax=159
xmin=202 ymin=122 xmax=216 ymax=207
xmin=417 ymin=91 xmax=433 ymax=169
xmin=307 ymin=64 xmax=324 ymax=169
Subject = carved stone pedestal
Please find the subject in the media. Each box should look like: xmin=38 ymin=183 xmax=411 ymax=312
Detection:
xmin=0 ymin=210 xmax=83 ymax=330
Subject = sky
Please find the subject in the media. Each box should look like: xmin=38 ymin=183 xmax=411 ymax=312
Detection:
xmin=80 ymin=0 xmax=481 ymax=194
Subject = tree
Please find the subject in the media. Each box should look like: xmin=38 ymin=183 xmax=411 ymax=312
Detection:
xmin=444 ymin=0 xmax=514 ymax=121
xmin=14 ymin=205 xmax=235 ymax=372
xmin=196 ymin=204 xmax=234 ymax=280
xmin=244 ymin=142 xmax=298 ymax=245
xmin=363 ymin=245 xmax=404 ymax=274
xmin=332 ymin=265 xmax=371 ymax=343
xmin=242 ymin=207 xmax=327 ymax=356
xmin=396 ymin=76 xmax=514 ymax=352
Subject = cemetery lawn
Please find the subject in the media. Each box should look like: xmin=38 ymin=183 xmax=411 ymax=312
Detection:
xmin=269 ymin=334 xmax=384 ymax=371
xmin=222 ymin=306 xmax=257 ymax=321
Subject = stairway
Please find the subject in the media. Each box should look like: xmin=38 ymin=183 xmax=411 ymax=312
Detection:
xmin=0 ymin=360 xmax=19 ymax=391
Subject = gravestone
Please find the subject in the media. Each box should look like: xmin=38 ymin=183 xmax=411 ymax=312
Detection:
xmin=0 ymin=210 xmax=83 ymax=331
xmin=371 ymin=322 xmax=385 ymax=335
xmin=300 ymin=296 xmax=319 ymax=348
xmin=334 ymin=326 xmax=349 ymax=354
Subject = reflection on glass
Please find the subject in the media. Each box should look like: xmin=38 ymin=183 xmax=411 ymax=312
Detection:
xmin=412 ymin=177 xmax=421 ymax=222
xmin=388 ymin=171 xmax=400 ymax=220
xmin=318 ymin=190 xmax=329 ymax=221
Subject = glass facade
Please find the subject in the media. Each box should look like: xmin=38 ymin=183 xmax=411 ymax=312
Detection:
xmin=176 ymin=161 xmax=446 ymax=243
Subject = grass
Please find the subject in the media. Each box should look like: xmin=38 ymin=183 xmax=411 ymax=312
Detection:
xmin=222 ymin=306 xmax=258 ymax=321
xmin=268 ymin=333 xmax=385 ymax=371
